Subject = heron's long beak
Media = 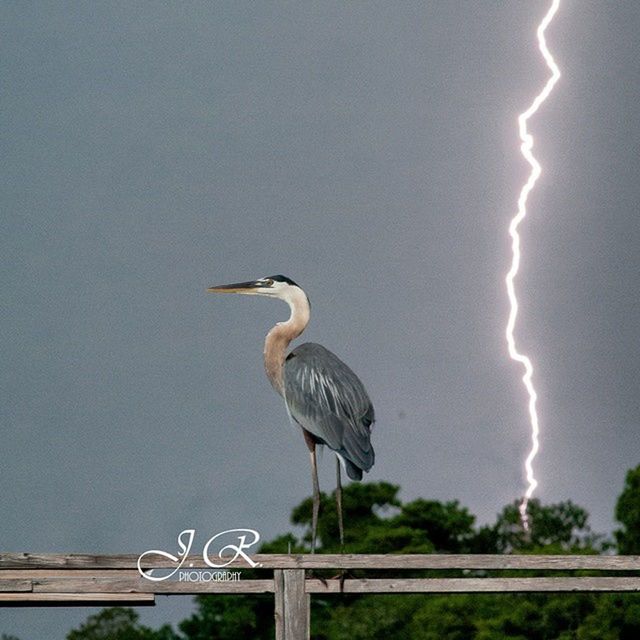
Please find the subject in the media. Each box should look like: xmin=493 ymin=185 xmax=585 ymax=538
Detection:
xmin=206 ymin=280 xmax=263 ymax=294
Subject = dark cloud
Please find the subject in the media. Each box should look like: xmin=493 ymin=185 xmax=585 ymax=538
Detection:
xmin=2 ymin=2 xmax=639 ymax=636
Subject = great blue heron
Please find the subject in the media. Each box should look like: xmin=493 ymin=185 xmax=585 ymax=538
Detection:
xmin=207 ymin=275 xmax=375 ymax=552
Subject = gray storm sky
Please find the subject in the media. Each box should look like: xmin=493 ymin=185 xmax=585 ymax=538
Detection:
xmin=2 ymin=1 xmax=639 ymax=637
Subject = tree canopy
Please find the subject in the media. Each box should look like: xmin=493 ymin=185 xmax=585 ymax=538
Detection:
xmin=615 ymin=466 xmax=640 ymax=555
xmin=65 ymin=465 xmax=640 ymax=640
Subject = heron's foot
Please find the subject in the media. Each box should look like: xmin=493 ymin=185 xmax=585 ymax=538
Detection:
xmin=328 ymin=569 xmax=354 ymax=592
xmin=308 ymin=569 xmax=328 ymax=588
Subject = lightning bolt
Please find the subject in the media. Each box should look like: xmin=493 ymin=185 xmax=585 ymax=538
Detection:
xmin=506 ymin=0 xmax=561 ymax=531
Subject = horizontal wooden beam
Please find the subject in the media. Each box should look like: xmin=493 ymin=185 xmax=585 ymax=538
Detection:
xmin=0 ymin=592 xmax=155 ymax=605
xmin=2 ymin=553 xmax=640 ymax=604
xmin=306 ymin=577 xmax=640 ymax=593
xmin=3 ymin=553 xmax=640 ymax=571
xmin=30 ymin=577 xmax=275 ymax=595
xmin=0 ymin=579 xmax=31 ymax=592
xmin=3 ymin=577 xmax=639 ymax=600
xmin=0 ymin=554 xmax=143 ymax=569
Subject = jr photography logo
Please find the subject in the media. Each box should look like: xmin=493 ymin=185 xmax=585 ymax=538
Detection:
xmin=137 ymin=528 xmax=261 ymax=583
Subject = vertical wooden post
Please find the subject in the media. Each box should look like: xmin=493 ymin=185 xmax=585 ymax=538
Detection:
xmin=274 ymin=569 xmax=309 ymax=640
xmin=274 ymin=569 xmax=284 ymax=639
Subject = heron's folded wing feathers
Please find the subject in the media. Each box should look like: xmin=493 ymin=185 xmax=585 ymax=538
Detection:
xmin=283 ymin=343 xmax=375 ymax=474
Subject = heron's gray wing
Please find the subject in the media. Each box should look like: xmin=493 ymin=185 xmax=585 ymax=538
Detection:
xmin=283 ymin=342 xmax=375 ymax=479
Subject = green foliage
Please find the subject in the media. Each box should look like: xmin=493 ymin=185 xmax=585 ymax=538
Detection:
xmin=178 ymin=594 xmax=274 ymax=640
xmin=291 ymin=481 xmax=486 ymax=554
xmin=67 ymin=466 xmax=640 ymax=640
xmin=493 ymin=498 xmax=606 ymax=553
xmin=291 ymin=481 xmax=403 ymax=552
xmin=575 ymin=595 xmax=640 ymax=639
xmin=66 ymin=607 xmax=178 ymax=640
xmin=615 ymin=465 xmax=640 ymax=554
xmin=395 ymin=498 xmax=476 ymax=552
xmin=315 ymin=593 xmax=633 ymax=640
xmin=316 ymin=594 xmax=428 ymax=640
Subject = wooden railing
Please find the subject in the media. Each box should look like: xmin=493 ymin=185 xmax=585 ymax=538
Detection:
xmin=2 ymin=553 xmax=640 ymax=639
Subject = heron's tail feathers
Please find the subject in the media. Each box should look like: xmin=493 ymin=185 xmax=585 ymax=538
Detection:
xmin=336 ymin=452 xmax=364 ymax=481
xmin=344 ymin=459 xmax=363 ymax=481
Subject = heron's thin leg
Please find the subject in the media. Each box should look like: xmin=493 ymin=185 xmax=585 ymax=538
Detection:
xmin=336 ymin=457 xmax=344 ymax=551
xmin=310 ymin=447 xmax=320 ymax=554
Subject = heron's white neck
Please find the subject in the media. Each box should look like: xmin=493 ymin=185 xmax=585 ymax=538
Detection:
xmin=264 ymin=286 xmax=310 ymax=395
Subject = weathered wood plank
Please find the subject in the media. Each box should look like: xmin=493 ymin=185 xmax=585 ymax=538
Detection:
xmin=4 ymin=575 xmax=638 ymax=596
xmin=306 ymin=577 xmax=640 ymax=594
xmin=283 ymin=570 xmax=309 ymax=640
xmin=0 ymin=570 xmax=139 ymax=579
xmin=0 ymin=579 xmax=31 ymax=592
xmin=0 ymin=592 xmax=155 ymax=604
xmin=274 ymin=569 xmax=285 ymax=640
xmin=0 ymin=554 xmax=143 ymax=569
xmin=3 ymin=553 xmax=640 ymax=570
xmin=31 ymin=577 xmax=274 ymax=594
xmin=3 ymin=577 xmax=640 ymax=599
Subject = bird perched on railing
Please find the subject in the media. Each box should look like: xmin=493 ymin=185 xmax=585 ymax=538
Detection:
xmin=207 ymin=275 xmax=375 ymax=552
